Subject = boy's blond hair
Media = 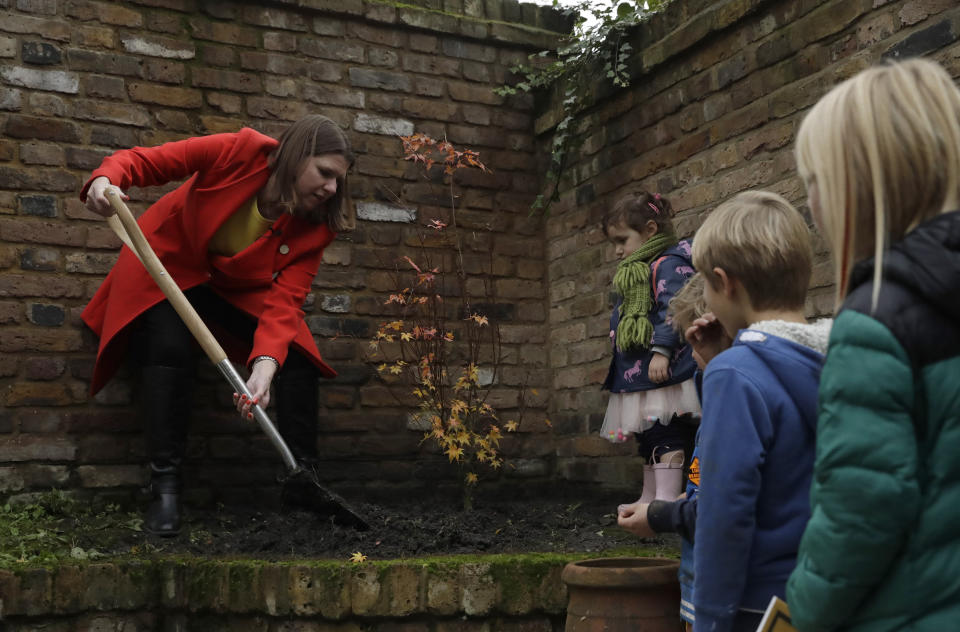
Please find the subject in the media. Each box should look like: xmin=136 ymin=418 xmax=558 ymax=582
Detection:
xmin=796 ymin=58 xmax=960 ymax=308
xmin=692 ymin=191 xmax=812 ymax=310
xmin=668 ymin=272 xmax=707 ymax=335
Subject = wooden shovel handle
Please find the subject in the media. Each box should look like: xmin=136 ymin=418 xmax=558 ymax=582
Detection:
xmin=105 ymin=190 xmax=227 ymax=365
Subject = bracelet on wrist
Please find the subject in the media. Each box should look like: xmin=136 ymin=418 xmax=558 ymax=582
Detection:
xmin=253 ymin=355 xmax=279 ymax=370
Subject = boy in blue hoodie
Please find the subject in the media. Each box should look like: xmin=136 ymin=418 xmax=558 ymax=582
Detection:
xmin=686 ymin=191 xmax=830 ymax=632
xmin=618 ymin=272 xmax=732 ymax=631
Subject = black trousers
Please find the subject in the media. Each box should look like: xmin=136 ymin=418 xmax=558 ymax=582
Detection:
xmin=129 ymin=285 xmax=320 ymax=464
xmin=129 ymin=285 xmax=315 ymax=374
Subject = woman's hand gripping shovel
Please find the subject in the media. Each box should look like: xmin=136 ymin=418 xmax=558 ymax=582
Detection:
xmin=105 ymin=190 xmax=369 ymax=529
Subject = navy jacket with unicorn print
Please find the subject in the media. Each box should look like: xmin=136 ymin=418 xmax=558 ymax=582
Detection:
xmin=602 ymin=239 xmax=697 ymax=393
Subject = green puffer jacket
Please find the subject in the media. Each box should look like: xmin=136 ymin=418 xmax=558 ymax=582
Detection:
xmin=787 ymin=210 xmax=960 ymax=631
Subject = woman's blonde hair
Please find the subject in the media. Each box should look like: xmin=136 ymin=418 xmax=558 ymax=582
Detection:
xmin=796 ymin=58 xmax=960 ymax=308
xmin=263 ymin=115 xmax=356 ymax=232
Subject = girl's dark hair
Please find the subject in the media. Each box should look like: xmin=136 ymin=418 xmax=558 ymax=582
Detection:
xmin=602 ymin=190 xmax=675 ymax=236
xmin=263 ymin=115 xmax=356 ymax=232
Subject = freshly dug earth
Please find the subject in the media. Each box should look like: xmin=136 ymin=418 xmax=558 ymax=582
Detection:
xmin=107 ymin=495 xmax=678 ymax=561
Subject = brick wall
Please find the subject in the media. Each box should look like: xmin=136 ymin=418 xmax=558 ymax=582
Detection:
xmin=543 ymin=0 xmax=960 ymax=483
xmin=6 ymin=0 xmax=958 ymax=503
xmin=0 ymin=0 xmax=571 ymax=502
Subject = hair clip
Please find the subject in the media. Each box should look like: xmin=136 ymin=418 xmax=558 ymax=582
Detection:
xmin=648 ymin=202 xmax=660 ymax=215
xmin=653 ymin=193 xmax=662 ymax=200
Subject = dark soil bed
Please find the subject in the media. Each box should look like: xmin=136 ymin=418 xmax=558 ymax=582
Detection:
xmin=2 ymin=488 xmax=679 ymax=565
xmin=102 ymin=496 xmax=676 ymax=561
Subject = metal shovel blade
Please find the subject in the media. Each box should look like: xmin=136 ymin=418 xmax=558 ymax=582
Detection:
xmin=217 ymin=360 xmax=370 ymax=530
xmin=280 ymin=466 xmax=371 ymax=530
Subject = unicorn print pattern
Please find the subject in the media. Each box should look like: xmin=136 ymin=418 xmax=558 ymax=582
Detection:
xmin=623 ymin=359 xmax=643 ymax=382
xmin=655 ymin=279 xmax=668 ymax=299
xmin=602 ymin=238 xmax=697 ymax=395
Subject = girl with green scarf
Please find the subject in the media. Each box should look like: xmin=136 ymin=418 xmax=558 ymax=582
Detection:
xmin=600 ymin=191 xmax=700 ymax=507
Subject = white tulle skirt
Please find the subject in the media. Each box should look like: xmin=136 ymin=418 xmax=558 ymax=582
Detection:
xmin=601 ymin=379 xmax=701 ymax=442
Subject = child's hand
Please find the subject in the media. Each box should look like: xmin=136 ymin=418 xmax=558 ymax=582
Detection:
xmin=617 ymin=502 xmax=656 ymax=538
xmin=648 ymin=352 xmax=671 ymax=383
xmin=685 ymin=313 xmax=730 ymax=366
xmin=618 ymin=500 xmax=640 ymax=518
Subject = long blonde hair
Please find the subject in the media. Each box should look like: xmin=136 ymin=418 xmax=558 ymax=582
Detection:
xmin=796 ymin=58 xmax=960 ymax=309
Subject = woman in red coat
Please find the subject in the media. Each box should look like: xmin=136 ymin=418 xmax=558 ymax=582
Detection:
xmin=82 ymin=115 xmax=353 ymax=536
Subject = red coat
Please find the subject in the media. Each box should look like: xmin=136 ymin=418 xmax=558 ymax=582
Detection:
xmin=81 ymin=128 xmax=337 ymax=395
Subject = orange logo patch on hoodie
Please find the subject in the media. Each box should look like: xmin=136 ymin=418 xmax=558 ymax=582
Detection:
xmin=687 ymin=456 xmax=700 ymax=488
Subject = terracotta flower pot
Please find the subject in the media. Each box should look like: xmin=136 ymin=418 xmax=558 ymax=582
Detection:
xmin=562 ymin=556 xmax=682 ymax=631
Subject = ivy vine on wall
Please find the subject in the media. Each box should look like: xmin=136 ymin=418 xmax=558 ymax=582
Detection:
xmin=496 ymin=0 xmax=671 ymax=212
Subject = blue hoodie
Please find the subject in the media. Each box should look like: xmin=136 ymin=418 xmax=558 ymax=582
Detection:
xmin=693 ymin=323 xmax=828 ymax=632
xmin=603 ymin=240 xmax=697 ymax=393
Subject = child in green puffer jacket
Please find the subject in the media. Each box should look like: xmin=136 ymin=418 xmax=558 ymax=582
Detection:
xmin=786 ymin=58 xmax=960 ymax=632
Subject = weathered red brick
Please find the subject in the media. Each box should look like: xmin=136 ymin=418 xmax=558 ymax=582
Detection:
xmin=85 ymin=225 xmax=122 ymax=249
xmin=3 ymin=14 xmax=72 ymax=41
xmin=241 ymin=51 xmax=313 ymax=77
xmin=151 ymin=109 xmax=190 ymax=132
xmin=403 ymin=53 xmax=461 ymax=77
xmin=24 ymin=357 xmax=66 ymax=380
xmin=247 ymin=97 xmax=306 ymax=121
xmin=127 ymin=82 xmax=202 ymax=108
xmin=188 ymin=17 xmax=259 ymax=47
xmin=0 ymin=326 xmax=84 ymax=353
xmin=76 ymin=465 xmax=143 ymax=487
xmin=66 ymin=48 xmax=142 ymax=75
xmin=143 ymin=59 xmax=187 ymax=84
xmin=19 ymin=142 xmax=65 ymax=166
xmin=1 ymin=439 xmax=76 ymax=468
xmin=71 ymin=25 xmax=114 ymax=49
xmin=4 ymin=114 xmax=81 ymax=142
xmin=66 ymin=0 xmax=144 ymax=25
xmin=243 ymin=6 xmax=309 ymax=31
xmin=146 ymin=10 xmax=187 ymax=35
xmin=191 ymin=67 xmax=260 ymax=93
xmin=73 ymin=99 xmax=152 ymax=126
xmin=0 ymin=217 xmax=86 ymax=246
xmin=369 ymin=47 xmax=400 ymax=68
xmin=0 ymin=273 xmax=86 ymax=298
xmin=448 ymin=81 xmax=503 ymax=105
xmin=198 ymin=43 xmax=235 ymax=66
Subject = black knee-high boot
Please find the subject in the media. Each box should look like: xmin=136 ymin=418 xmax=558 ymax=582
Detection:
xmin=141 ymin=365 xmax=193 ymax=536
xmin=273 ymin=366 xmax=320 ymax=509
xmin=274 ymin=367 xmax=320 ymax=462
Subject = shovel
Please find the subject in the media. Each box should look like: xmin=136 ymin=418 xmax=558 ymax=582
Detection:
xmin=105 ymin=190 xmax=369 ymax=530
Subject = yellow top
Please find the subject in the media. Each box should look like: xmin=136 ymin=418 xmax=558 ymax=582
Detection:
xmin=208 ymin=197 xmax=274 ymax=256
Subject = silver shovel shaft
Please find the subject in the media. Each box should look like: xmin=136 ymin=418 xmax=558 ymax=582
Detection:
xmin=216 ymin=359 xmax=299 ymax=473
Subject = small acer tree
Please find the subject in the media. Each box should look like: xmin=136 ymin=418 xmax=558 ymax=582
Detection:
xmin=368 ymin=135 xmax=530 ymax=510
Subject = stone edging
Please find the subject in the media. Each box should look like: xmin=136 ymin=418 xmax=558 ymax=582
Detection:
xmin=0 ymin=550 xmax=665 ymax=620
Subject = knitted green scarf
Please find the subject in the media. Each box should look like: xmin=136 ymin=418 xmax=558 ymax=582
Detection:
xmin=613 ymin=232 xmax=678 ymax=351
